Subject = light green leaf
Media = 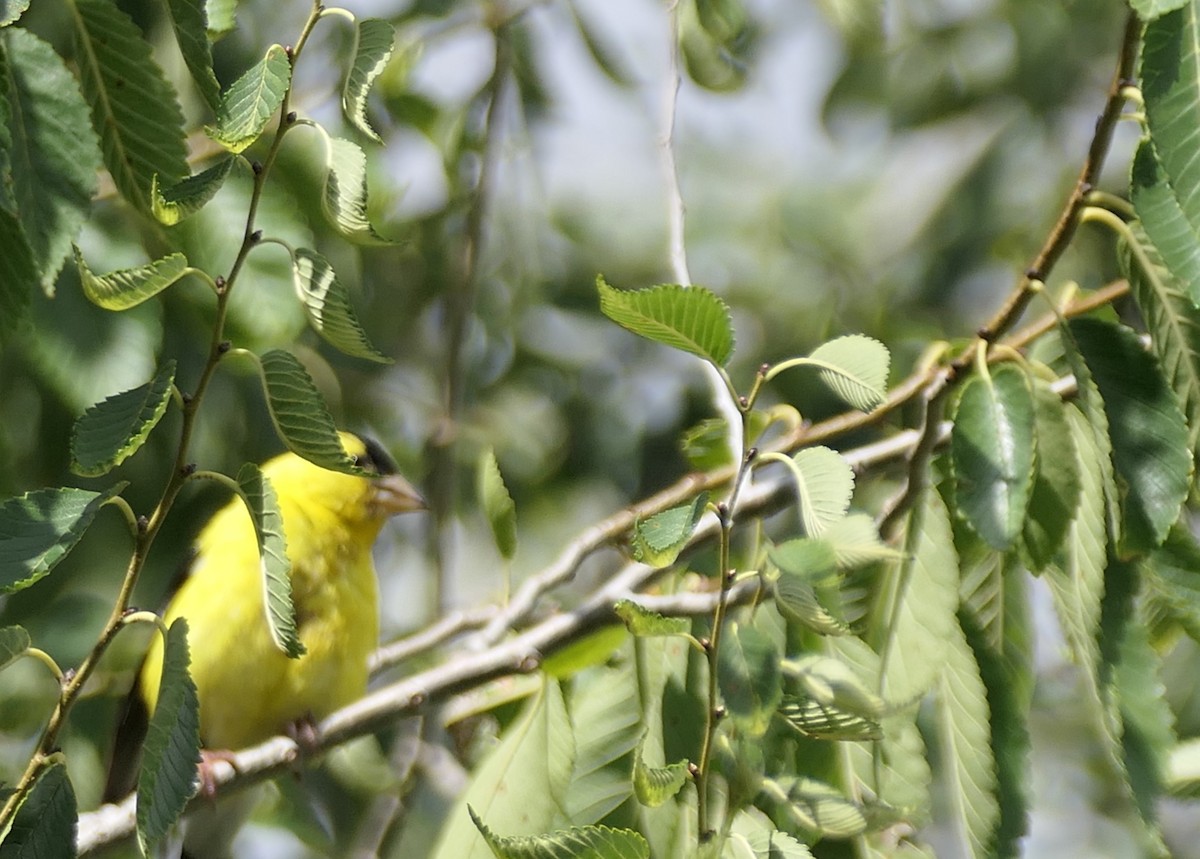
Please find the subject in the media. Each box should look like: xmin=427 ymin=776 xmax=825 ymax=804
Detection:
xmin=772 ymin=570 xmax=849 ymax=635
xmin=342 ymin=18 xmax=394 ymax=143
xmin=468 ymin=807 xmax=649 ymax=859
xmin=631 ymin=492 xmax=709 ymax=568
xmin=151 ymin=158 xmax=234 ymax=225
xmin=165 ymin=0 xmax=220 ymax=110
xmin=1022 ymin=377 xmax=1081 ymax=571
xmin=1121 ymin=219 xmax=1200 ymax=456
xmin=1144 ymin=525 xmax=1200 ymax=642
xmin=70 ymin=360 xmax=176 ymax=477
xmin=769 ymin=335 xmax=889 ymax=411
xmin=769 ymin=538 xmax=838 ymax=584
xmin=72 ymin=0 xmax=188 ymax=207
xmin=1131 ymin=0 xmax=1191 ymax=21
xmin=786 ymin=654 xmax=885 ymax=719
xmin=0 ymin=0 xmax=30 ymax=27
xmin=778 ymin=694 xmax=881 ymax=741
xmin=478 ymin=446 xmax=517 ymax=560
xmin=0 ymin=485 xmax=123 ymax=594
xmin=679 ymin=0 xmax=749 ymax=92
xmin=951 ymin=364 xmax=1035 ymax=551
xmin=820 ymin=512 xmax=905 ymax=568
xmin=236 ymin=464 xmax=303 ymax=658
xmin=1168 ymin=738 xmax=1200 ymax=797
xmin=292 ymin=247 xmax=390 ymax=362
xmin=877 ymin=489 xmax=960 ymax=704
xmin=1069 ymin=318 xmax=1192 ymax=553
xmin=785 ymin=445 xmax=854 ymax=537
xmin=0 ymin=762 xmax=76 ymax=858
xmin=632 ymin=741 xmax=687 ymax=808
xmin=717 ymin=622 xmax=781 ymax=737
xmin=322 ymin=135 xmax=391 ymax=244
xmin=207 ymin=43 xmax=291 ymax=153
xmin=563 ymin=657 xmax=642 ymax=823
xmin=0 ymin=624 xmax=30 ymax=673
xmin=76 ymin=248 xmax=191 ymax=311
xmin=205 ymin=0 xmax=236 ymax=39
xmin=932 ymin=621 xmax=999 ymax=858
xmin=257 ymin=349 xmax=362 ymax=475
xmin=2 ymin=26 xmax=101 ymax=290
xmin=613 ymin=599 xmax=690 ymax=637
xmin=138 ymin=617 xmax=201 ymax=854
xmin=772 ymin=776 xmax=867 ymax=839
xmin=597 ymin=276 xmax=735 ymax=366
xmin=431 ymin=681 xmax=575 ymax=859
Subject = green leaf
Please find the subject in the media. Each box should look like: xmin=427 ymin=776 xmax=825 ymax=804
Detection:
xmin=72 ymin=0 xmax=188 ymax=207
xmin=292 ymin=247 xmax=390 ymax=363
xmin=932 ymin=621 xmax=999 ymax=858
xmin=951 ymin=364 xmax=1035 ymax=551
xmin=566 ymin=0 xmax=634 ymax=88
xmin=563 ymin=656 xmax=642 ymax=823
xmin=679 ymin=0 xmax=749 ymax=92
xmin=632 ymin=741 xmax=687 ymax=808
xmin=769 ymin=335 xmax=890 ymax=411
xmin=165 ymin=0 xmax=220 ymax=110
xmin=597 ymin=276 xmax=735 ymax=366
xmin=613 ymin=599 xmax=690 ymax=637
xmin=773 ymin=776 xmax=867 ymax=839
xmin=772 ymin=571 xmax=849 ymax=635
xmin=785 ymin=445 xmax=855 ymax=537
xmin=1121 ymin=219 xmax=1200 ymax=456
xmin=631 ymin=492 xmax=709 ymax=568
xmin=778 ymin=694 xmax=881 ymax=742
xmin=0 ymin=762 xmax=76 ymax=859
xmin=0 ymin=210 xmax=36 ymax=337
xmin=878 ymin=489 xmax=960 ymax=704
xmin=468 ymin=807 xmax=649 ymax=859
xmin=342 ymin=18 xmax=394 ymax=143
xmin=820 ymin=513 xmax=904 ymax=568
xmin=76 ymin=248 xmax=191 ymax=311
xmin=2 ymin=26 xmax=101 ymax=290
xmin=322 ymin=135 xmax=391 ymax=244
xmin=717 ymin=622 xmax=781 ymax=737
xmin=0 ymin=0 xmax=29 ymax=27
xmin=257 ymin=349 xmax=362 ymax=475
xmin=0 ymin=625 xmax=29 ymax=673
xmin=207 ymin=43 xmax=291 ymax=153
xmin=431 ymin=681 xmax=575 ymax=859
xmin=205 ymin=0 xmax=236 ymax=39
xmin=236 ymin=463 xmax=304 ymax=658
xmin=70 ymin=360 xmax=176 ymax=477
xmin=1130 ymin=138 xmax=1200 ymax=305
xmin=1131 ymin=0 xmax=1191 ymax=21
xmin=0 ymin=485 xmax=122 ymax=594
xmin=138 ymin=617 xmax=201 ymax=854
xmin=786 ymin=654 xmax=885 ymax=719
xmin=478 ymin=446 xmax=517 ymax=560
xmin=1144 ymin=525 xmax=1200 ymax=642
xmin=1069 ymin=318 xmax=1192 ymax=553
xmin=151 ymin=158 xmax=235 ymax=225
xmin=1022 ymin=377 xmax=1081 ymax=570
xmin=769 ymin=537 xmax=838 ymax=584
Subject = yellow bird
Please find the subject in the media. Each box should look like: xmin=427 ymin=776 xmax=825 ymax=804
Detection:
xmin=139 ymin=432 xmax=424 ymax=754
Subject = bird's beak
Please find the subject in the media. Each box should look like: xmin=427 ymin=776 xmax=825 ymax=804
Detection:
xmin=371 ymin=474 xmax=427 ymax=516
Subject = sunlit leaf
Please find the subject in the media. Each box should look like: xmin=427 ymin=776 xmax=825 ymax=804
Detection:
xmin=468 ymin=806 xmax=649 ymax=859
xmin=1131 ymin=0 xmax=1191 ymax=20
xmin=138 ymin=618 xmax=201 ymax=853
xmin=1069 ymin=318 xmax=1191 ymax=553
xmin=73 ymin=0 xmax=188 ymax=207
xmin=236 ymin=464 xmax=303 ymax=658
xmin=632 ymin=742 xmax=687 ymax=808
xmin=478 ymin=446 xmax=517 ymax=560
xmin=773 ymin=776 xmax=867 ymax=838
xmin=151 ymin=158 xmax=235 ymax=225
xmin=292 ymin=247 xmax=390 ymax=362
xmin=0 ymin=484 xmax=123 ymax=594
xmin=207 ymin=43 xmax=291 ymax=153
xmin=342 ymin=18 xmax=394 ymax=143
xmin=951 ymin=364 xmax=1035 ymax=551
xmin=631 ymin=492 xmax=709 ymax=568
xmin=821 ymin=513 xmax=904 ymax=568
xmin=769 ymin=537 xmax=838 ymax=584
xmin=257 ymin=349 xmax=362 ymax=475
xmin=71 ymin=360 xmax=176 ymax=476
xmin=768 ymin=335 xmax=889 ymax=411
xmin=785 ymin=446 xmax=854 ymax=537
xmin=0 ymin=0 xmax=30 ymax=27
xmin=322 ymin=135 xmax=391 ymax=244
xmin=613 ymin=600 xmax=690 ymax=638
xmin=597 ymin=276 xmax=735 ymax=366
xmin=205 ymin=0 xmax=236 ymax=39
xmin=76 ymin=248 xmax=191 ymax=311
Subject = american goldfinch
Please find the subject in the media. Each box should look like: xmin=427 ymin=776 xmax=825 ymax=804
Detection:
xmin=139 ymin=432 xmax=424 ymax=753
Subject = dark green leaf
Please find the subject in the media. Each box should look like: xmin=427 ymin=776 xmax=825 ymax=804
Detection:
xmin=207 ymin=43 xmax=291 ymax=153
xmin=138 ymin=618 xmax=201 ymax=853
xmin=478 ymin=446 xmax=517 ymax=560
xmin=951 ymin=364 xmax=1035 ymax=551
xmin=0 ymin=210 xmax=36 ymax=338
xmin=73 ymin=0 xmax=188 ymax=207
xmin=717 ymin=622 xmax=781 ymax=736
xmin=1022 ymin=377 xmax=1081 ymax=570
xmin=1069 ymin=318 xmax=1191 ymax=553
xmin=1130 ymin=138 xmax=1200 ymax=305
xmin=236 ymin=464 xmax=304 ymax=658
xmin=71 ymin=360 xmax=176 ymax=476
xmin=257 ymin=349 xmax=362 ymax=475
xmin=292 ymin=247 xmax=390 ymax=362
xmin=165 ymin=0 xmax=220 ymax=110
xmin=0 ymin=625 xmax=30 ymax=673
xmin=0 ymin=762 xmax=76 ymax=859
xmin=152 ymin=158 xmax=235 ymax=225
xmin=342 ymin=19 xmax=394 ymax=143
xmin=597 ymin=276 xmax=734 ymax=366
xmin=0 ymin=484 xmax=123 ymax=593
